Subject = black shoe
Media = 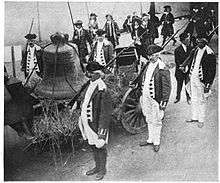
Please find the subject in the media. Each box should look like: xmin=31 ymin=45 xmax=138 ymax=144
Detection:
xmin=95 ymin=170 xmax=106 ymax=180
xmin=86 ymin=167 xmax=99 ymax=176
xmin=153 ymin=145 xmax=160 ymax=152
xmin=174 ymin=98 xmax=180 ymax=103
xmin=139 ymin=141 xmax=153 ymax=147
xmin=187 ymin=99 xmax=191 ymax=105
xmin=186 ymin=119 xmax=199 ymax=123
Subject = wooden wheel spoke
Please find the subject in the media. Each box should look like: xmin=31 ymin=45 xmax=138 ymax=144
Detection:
xmin=124 ymin=103 xmax=136 ymax=109
xmin=124 ymin=112 xmax=136 ymax=124
xmin=121 ymin=88 xmax=147 ymax=134
xmin=139 ymin=114 xmax=146 ymax=127
xmin=133 ymin=113 xmax=141 ymax=128
xmin=126 ymin=97 xmax=137 ymax=104
xmin=129 ymin=113 xmax=139 ymax=127
xmin=124 ymin=109 xmax=135 ymax=115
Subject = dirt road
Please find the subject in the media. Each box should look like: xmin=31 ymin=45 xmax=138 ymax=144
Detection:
xmin=4 ymin=34 xmax=218 ymax=181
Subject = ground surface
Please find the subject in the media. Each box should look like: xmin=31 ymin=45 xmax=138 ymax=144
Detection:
xmin=4 ymin=28 xmax=218 ymax=181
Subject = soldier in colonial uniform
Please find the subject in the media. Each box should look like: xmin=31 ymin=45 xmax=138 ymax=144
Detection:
xmin=72 ymin=20 xmax=93 ymax=72
xmin=21 ymin=33 xmax=42 ymax=80
xmin=160 ymin=5 xmax=177 ymax=46
xmin=88 ymin=13 xmax=99 ymax=41
xmin=131 ymin=44 xmax=171 ymax=152
xmin=69 ymin=62 xmax=113 ymax=180
xmin=89 ymin=29 xmax=114 ymax=67
xmin=179 ymin=38 xmax=216 ymax=128
xmin=104 ymin=14 xmax=120 ymax=48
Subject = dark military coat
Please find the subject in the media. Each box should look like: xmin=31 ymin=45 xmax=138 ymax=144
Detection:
xmin=160 ymin=13 xmax=175 ymax=36
xmin=72 ymin=28 xmax=93 ymax=63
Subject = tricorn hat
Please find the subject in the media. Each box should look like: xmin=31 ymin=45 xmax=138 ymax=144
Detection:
xmin=146 ymin=44 xmax=163 ymax=55
xmin=96 ymin=29 xmax=106 ymax=36
xmin=90 ymin=13 xmax=97 ymax=17
xmin=25 ymin=33 xmax=37 ymax=40
xmin=142 ymin=13 xmax=148 ymax=17
xmin=196 ymin=37 xmax=208 ymax=44
xmin=106 ymin=14 xmax=113 ymax=19
xmin=74 ymin=20 xmax=83 ymax=25
xmin=86 ymin=62 xmax=105 ymax=73
xmin=164 ymin=5 xmax=172 ymax=11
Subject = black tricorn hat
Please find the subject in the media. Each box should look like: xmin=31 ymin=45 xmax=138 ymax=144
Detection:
xmin=96 ymin=29 xmax=106 ymax=36
xmin=90 ymin=13 xmax=97 ymax=17
xmin=196 ymin=37 xmax=208 ymax=44
xmin=142 ymin=13 xmax=148 ymax=17
xmin=25 ymin=33 xmax=37 ymax=40
xmin=146 ymin=44 xmax=163 ymax=55
xmin=86 ymin=62 xmax=105 ymax=73
xmin=106 ymin=14 xmax=113 ymax=18
xmin=164 ymin=5 xmax=172 ymax=11
xmin=74 ymin=20 xmax=83 ymax=25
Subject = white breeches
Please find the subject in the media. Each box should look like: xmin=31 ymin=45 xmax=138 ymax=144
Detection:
xmin=190 ymin=78 xmax=206 ymax=123
xmin=140 ymin=96 xmax=163 ymax=145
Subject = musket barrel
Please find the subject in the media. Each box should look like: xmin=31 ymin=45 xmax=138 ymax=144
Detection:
xmin=67 ymin=2 xmax=75 ymax=31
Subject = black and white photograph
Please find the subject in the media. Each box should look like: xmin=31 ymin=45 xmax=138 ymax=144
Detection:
xmin=4 ymin=1 xmax=218 ymax=181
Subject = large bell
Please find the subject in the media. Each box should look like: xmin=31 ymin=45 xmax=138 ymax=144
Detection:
xmin=35 ymin=32 xmax=87 ymax=100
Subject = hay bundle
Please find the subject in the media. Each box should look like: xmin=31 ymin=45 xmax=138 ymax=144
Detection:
xmin=32 ymin=99 xmax=80 ymax=143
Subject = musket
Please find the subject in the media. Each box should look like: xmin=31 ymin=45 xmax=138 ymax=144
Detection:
xmin=23 ymin=61 xmax=38 ymax=87
xmin=68 ymin=80 xmax=90 ymax=107
xmin=140 ymin=2 xmax=143 ymax=17
xmin=21 ymin=18 xmax=34 ymax=70
xmin=207 ymin=25 xmax=219 ymax=42
xmin=25 ymin=18 xmax=34 ymax=49
xmin=37 ymin=2 xmax=41 ymax=42
xmin=67 ymin=2 xmax=75 ymax=31
xmin=85 ymin=2 xmax=90 ymax=22
xmin=29 ymin=18 xmax=35 ymax=35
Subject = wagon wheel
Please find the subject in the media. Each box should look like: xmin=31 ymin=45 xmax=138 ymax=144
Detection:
xmin=121 ymin=87 xmax=147 ymax=134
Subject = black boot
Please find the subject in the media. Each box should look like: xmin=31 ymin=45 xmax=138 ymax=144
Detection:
xmin=86 ymin=146 xmax=100 ymax=176
xmin=96 ymin=148 xmax=107 ymax=180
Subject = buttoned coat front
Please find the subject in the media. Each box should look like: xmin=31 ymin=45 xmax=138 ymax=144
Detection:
xmin=132 ymin=62 xmax=171 ymax=106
